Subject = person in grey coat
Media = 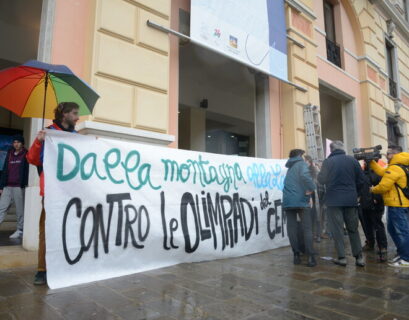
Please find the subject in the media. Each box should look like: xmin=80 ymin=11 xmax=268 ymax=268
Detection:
xmin=283 ymin=149 xmax=316 ymax=266
xmin=318 ymin=141 xmax=365 ymax=267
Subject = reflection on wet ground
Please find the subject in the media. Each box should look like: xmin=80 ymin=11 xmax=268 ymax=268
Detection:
xmin=0 ymin=238 xmax=408 ymax=320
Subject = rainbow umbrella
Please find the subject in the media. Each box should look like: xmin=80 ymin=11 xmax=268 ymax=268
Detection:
xmin=0 ymin=60 xmax=99 ymax=127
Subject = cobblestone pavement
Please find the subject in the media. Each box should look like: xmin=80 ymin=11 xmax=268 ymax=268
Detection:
xmin=0 ymin=238 xmax=408 ymax=320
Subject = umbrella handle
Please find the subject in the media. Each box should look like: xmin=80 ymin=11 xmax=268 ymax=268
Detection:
xmin=42 ymin=72 xmax=49 ymax=129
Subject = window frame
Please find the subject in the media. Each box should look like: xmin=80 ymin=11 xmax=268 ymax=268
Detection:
xmin=385 ymin=37 xmax=399 ymax=99
xmin=403 ymin=0 xmax=409 ymax=21
xmin=323 ymin=1 xmax=336 ymax=42
xmin=323 ymin=0 xmax=342 ymax=68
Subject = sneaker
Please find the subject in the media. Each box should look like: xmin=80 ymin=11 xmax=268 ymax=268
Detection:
xmin=389 ymin=255 xmax=401 ymax=263
xmin=9 ymin=230 xmax=23 ymax=239
xmin=388 ymin=259 xmax=409 ymax=268
xmin=355 ymin=254 xmax=366 ymax=267
xmin=33 ymin=271 xmax=47 ymax=285
xmin=333 ymin=257 xmax=347 ymax=266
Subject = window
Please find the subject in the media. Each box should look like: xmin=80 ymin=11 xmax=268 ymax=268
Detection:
xmin=323 ymin=1 xmax=341 ymax=67
xmin=324 ymin=2 xmax=336 ymax=42
xmin=386 ymin=39 xmax=398 ymax=98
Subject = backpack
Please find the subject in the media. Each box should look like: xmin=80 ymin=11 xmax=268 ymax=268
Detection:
xmin=393 ymin=164 xmax=409 ymax=203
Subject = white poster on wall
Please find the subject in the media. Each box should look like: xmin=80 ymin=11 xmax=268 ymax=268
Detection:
xmin=44 ymin=130 xmax=288 ymax=289
xmin=190 ymin=0 xmax=288 ymax=81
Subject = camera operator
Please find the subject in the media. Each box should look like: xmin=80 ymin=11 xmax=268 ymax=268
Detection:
xmin=358 ymin=161 xmax=387 ymax=262
xmin=370 ymin=145 xmax=409 ymax=267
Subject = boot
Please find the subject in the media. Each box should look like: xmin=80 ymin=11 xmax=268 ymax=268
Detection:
xmin=307 ymin=255 xmax=317 ymax=267
xmin=293 ymin=253 xmax=301 ymax=265
xmin=378 ymin=248 xmax=387 ymax=263
xmin=33 ymin=271 xmax=47 ymax=285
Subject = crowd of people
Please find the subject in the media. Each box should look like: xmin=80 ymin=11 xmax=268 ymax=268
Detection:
xmin=283 ymin=140 xmax=409 ymax=268
xmin=1 ymin=103 xmax=409 ymax=289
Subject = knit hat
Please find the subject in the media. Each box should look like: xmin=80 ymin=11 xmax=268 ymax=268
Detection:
xmin=12 ymin=134 xmax=24 ymax=145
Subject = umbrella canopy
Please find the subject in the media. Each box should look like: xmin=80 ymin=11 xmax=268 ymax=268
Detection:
xmin=0 ymin=60 xmax=99 ymax=119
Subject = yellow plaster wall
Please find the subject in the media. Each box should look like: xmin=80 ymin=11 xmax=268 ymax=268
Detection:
xmin=85 ymin=0 xmax=409 ymax=149
xmin=299 ymin=0 xmax=313 ymax=9
xmin=352 ymin=0 xmax=409 ymax=147
xmin=90 ymin=0 xmax=170 ymax=133
xmin=281 ymin=4 xmax=319 ymax=156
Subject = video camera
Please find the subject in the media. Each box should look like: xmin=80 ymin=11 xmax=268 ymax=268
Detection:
xmin=352 ymin=145 xmax=382 ymax=162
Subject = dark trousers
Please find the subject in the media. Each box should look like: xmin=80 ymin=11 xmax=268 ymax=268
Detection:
xmin=359 ymin=207 xmax=387 ymax=250
xmin=311 ymin=205 xmax=321 ymax=238
xmin=286 ymin=208 xmax=314 ymax=256
xmin=327 ymin=206 xmax=362 ymax=258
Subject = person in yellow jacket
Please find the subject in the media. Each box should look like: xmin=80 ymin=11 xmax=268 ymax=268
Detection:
xmin=370 ymin=145 xmax=409 ymax=267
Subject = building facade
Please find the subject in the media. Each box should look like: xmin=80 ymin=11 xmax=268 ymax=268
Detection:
xmin=1 ymin=0 xmax=409 ymax=253
xmin=284 ymin=0 xmax=409 ymax=156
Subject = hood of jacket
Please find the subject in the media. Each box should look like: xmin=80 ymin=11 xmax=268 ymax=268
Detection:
xmin=285 ymin=156 xmax=304 ymax=169
xmin=389 ymin=152 xmax=409 ymax=166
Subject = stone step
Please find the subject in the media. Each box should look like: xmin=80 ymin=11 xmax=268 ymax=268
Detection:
xmin=0 ymin=207 xmax=18 ymax=231
xmin=0 ymin=245 xmax=37 ymax=269
xmin=0 ymin=221 xmax=17 ymax=231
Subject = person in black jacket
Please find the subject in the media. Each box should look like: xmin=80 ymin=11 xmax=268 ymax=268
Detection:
xmin=318 ymin=141 xmax=365 ymax=267
xmin=0 ymin=135 xmax=29 ymax=239
xmin=358 ymin=162 xmax=387 ymax=262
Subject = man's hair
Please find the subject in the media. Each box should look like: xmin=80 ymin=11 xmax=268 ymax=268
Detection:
xmin=388 ymin=144 xmax=403 ymax=153
xmin=330 ymin=140 xmax=344 ymax=152
xmin=289 ymin=149 xmax=305 ymax=158
xmin=12 ymin=134 xmax=24 ymax=145
xmin=54 ymin=102 xmax=79 ymax=122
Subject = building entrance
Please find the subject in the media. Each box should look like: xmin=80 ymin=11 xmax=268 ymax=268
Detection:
xmin=0 ymin=0 xmax=43 ymax=245
xmin=178 ymin=43 xmax=256 ymax=157
xmin=319 ymin=83 xmax=357 ymax=154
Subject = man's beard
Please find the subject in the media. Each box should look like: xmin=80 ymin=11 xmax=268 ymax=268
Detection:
xmin=65 ymin=120 xmax=77 ymax=130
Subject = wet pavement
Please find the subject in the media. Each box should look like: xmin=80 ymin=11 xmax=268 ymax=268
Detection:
xmin=0 ymin=238 xmax=408 ymax=320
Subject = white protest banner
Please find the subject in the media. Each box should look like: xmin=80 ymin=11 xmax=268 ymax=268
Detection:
xmin=44 ymin=130 xmax=288 ymax=289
